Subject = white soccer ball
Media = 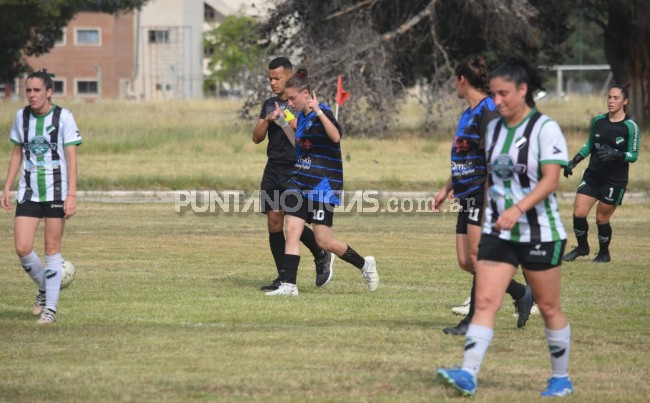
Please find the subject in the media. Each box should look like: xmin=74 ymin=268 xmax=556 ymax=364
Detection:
xmin=61 ymin=259 xmax=76 ymax=290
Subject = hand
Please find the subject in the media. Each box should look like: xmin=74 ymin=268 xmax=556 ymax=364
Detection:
xmin=267 ymin=101 xmax=283 ymax=122
xmin=494 ymin=205 xmax=522 ymax=231
xmin=308 ymin=90 xmax=320 ymax=115
xmin=432 ymin=189 xmax=448 ymax=212
xmin=1 ymin=191 xmax=11 ymax=210
xmin=563 ymin=160 xmax=576 ymax=178
xmin=64 ymin=195 xmax=77 ymax=219
xmin=595 ymin=143 xmax=625 ymax=162
xmin=271 ymin=102 xmax=289 ymax=128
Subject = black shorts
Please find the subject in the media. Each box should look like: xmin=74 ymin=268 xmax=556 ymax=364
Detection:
xmin=15 ymin=200 xmax=65 ymax=219
xmin=577 ymin=174 xmax=626 ymax=206
xmin=477 ymin=234 xmax=566 ymax=271
xmin=456 ymin=198 xmax=484 ymax=235
xmin=282 ymin=190 xmax=335 ymax=226
xmin=260 ymin=161 xmax=294 ymax=213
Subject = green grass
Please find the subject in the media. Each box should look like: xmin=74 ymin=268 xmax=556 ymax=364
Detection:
xmin=1 ymin=96 xmax=648 ymax=192
xmin=0 ymin=202 xmax=649 ymax=402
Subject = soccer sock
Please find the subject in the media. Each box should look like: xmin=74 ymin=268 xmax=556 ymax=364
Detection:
xmin=506 ymin=279 xmax=526 ymax=301
xmin=340 ymin=245 xmax=365 ymax=270
xmin=300 ymin=225 xmax=325 ymax=259
xmin=269 ymin=231 xmax=285 ymax=274
xmin=461 ymin=324 xmax=494 ymax=377
xmin=20 ymin=251 xmax=45 ymax=291
xmin=467 ymin=275 xmax=476 ymax=318
xmin=597 ymin=222 xmax=612 ymax=254
xmin=545 ymin=324 xmax=571 ymax=378
xmin=44 ymin=253 xmax=63 ymax=312
xmin=573 ymin=215 xmax=589 ymax=250
xmin=280 ymin=254 xmax=300 ymax=284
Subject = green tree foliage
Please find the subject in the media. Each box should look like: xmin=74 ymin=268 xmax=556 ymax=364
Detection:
xmin=0 ymin=0 xmax=149 ymax=82
xmin=204 ymin=15 xmax=263 ymax=96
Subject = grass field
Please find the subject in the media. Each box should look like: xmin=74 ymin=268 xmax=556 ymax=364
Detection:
xmin=0 ymin=95 xmax=648 ymax=401
xmin=0 ymin=202 xmax=649 ymax=402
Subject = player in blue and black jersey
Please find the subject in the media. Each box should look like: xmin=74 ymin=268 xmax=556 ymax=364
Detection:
xmin=264 ymin=68 xmax=378 ymax=296
xmin=253 ymin=57 xmax=334 ymax=291
xmin=433 ymin=57 xmax=532 ymax=336
xmin=563 ymin=84 xmax=640 ymax=263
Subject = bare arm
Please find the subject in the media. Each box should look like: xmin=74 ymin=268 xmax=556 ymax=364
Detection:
xmin=252 ymin=118 xmax=269 ymax=144
xmin=63 ymin=145 xmax=78 ymax=218
xmin=1 ymin=145 xmax=23 ymax=210
xmin=308 ymin=91 xmax=341 ymax=143
xmin=432 ymin=175 xmax=453 ymax=211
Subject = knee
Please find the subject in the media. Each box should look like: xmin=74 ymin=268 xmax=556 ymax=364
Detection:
xmin=266 ymin=215 xmax=284 ymax=233
xmin=314 ymin=235 xmax=332 ymax=251
xmin=15 ymin=246 xmax=32 ymax=258
xmin=536 ymin=300 xmax=562 ymax=319
xmin=474 ymin=292 xmax=499 ymax=312
xmin=595 ymin=214 xmax=610 ymax=225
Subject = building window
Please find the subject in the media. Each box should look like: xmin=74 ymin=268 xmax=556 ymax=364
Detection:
xmin=75 ymin=28 xmax=100 ymax=45
xmin=55 ymin=30 xmax=67 ymax=47
xmin=149 ymin=30 xmax=169 ymax=44
xmin=53 ymin=80 xmax=65 ymax=95
xmin=77 ymin=80 xmax=98 ymax=95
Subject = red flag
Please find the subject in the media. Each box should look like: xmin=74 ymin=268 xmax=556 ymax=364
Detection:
xmin=336 ymin=75 xmax=350 ymax=106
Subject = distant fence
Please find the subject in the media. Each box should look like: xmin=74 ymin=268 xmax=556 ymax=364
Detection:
xmin=546 ymin=64 xmax=612 ymax=97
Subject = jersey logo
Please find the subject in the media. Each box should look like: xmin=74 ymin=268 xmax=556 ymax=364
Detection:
xmin=553 ymin=146 xmax=562 ymax=154
xmin=491 ymin=154 xmax=526 ymax=180
xmin=616 ymin=136 xmax=624 ymax=145
xmin=27 ymin=137 xmax=56 ymax=156
xmin=514 ymin=137 xmax=527 ymax=149
xmin=453 ymin=137 xmax=470 ymax=153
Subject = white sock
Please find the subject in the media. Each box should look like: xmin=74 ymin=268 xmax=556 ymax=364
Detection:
xmin=545 ymin=324 xmax=571 ymax=378
xmin=44 ymin=253 xmax=63 ymax=312
xmin=461 ymin=324 xmax=494 ymax=377
xmin=20 ymin=251 xmax=45 ymax=291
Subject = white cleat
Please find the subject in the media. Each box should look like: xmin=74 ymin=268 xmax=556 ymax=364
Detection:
xmin=361 ymin=256 xmax=379 ymax=292
xmin=32 ymin=290 xmax=46 ymax=316
xmin=265 ymin=282 xmax=299 ymax=296
xmin=36 ymin=308 xmax=56 ymax=324
xmin=451 ymin=296 xmax=471 ymax=316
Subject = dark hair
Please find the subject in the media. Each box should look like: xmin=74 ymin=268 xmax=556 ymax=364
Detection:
xmin=285 ymin=67 xmax=310 ymax=92
xmin=268 ymin=57 xmax=292 ymax=71
xmin=26 ymin=68 xmax=54 ymax=90
xmin=489 ymin=57 xmax=545 ymax=108
xmin=455 ymin=56 xmax=489 ymax=93
xmin=609 ymin=83 xmax=629 ymax=100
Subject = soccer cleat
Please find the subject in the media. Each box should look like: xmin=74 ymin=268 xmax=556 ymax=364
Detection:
xmin=443 ymin=316 xmax=471 ymax=336
xmin=436 ymin=367 xmax=477 ymax=397
xmin=515 ymin=286 xmax=534 ymax=328
xmin=315 ymin=251 xmax=334 ymax=287
xmin=265 ymin=282 xmax=298 ymax=296
xmin=451 ymin=296 xmax=471 ymax=316
xmin=540 ymin=376 xmax=574 ymax=397
xmin=36 ymin=308 xmax=56 ymax=324
xmin=32 ymin=290 xmax=46 ymax=316
xmin=260 ymin=277 xmax=282 ymax=291
xmin=514 ymin=302 xmax=540 ymax=317
xmin=361 ymin=256 xmax=379 ymax=292
xmin=562 ymin=246 xmax=589 ymax=262
xmin=593 ymin=251 xmax=611 ymax=263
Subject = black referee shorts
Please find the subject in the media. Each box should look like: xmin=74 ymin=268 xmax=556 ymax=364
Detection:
xmin=260 ymin=161 xmax=294 ymax=213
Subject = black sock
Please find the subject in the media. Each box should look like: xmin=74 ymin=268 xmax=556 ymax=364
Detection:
xmin=597 ymin=222 xmax=612 ymax=254
xmin=573 ymin=215 xmax=589 ymax=250
xmin=269 ymin=232 xmax=285 ymax=275
xmin=467 ymin=275 xmax=476 ymax=318
xmin=300 ymin=226 xmax=324 ymax=259
xmin=340 ymin=245 xmax=366 ymax=270
xmin=506 ymin=279 xmax=526 ymax=300
xmin=280 ymin=254 xmax=300 ymax=284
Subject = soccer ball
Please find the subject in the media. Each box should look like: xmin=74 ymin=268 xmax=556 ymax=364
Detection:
xmin=61 ymin=259 xmax=75 ymax=290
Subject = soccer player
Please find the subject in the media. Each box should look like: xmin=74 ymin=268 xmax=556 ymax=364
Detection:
xmin=436 ymin=58 xmax=574 ymax=397
xmin=434 ymin=56 xmax=533 ymax=336
xmin=1 ymin=69 xmax=82 ymax=324
xmin=253 ymin=57 xmax=334 ymax=291
xmin=265 ymin=68 xmax=378 ymax=296
xmin=562 ymin=84 xmax=639 ymax=263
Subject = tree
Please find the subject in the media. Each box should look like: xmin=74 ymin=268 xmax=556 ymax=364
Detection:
xmin=204 ymin=15 xmax=263 ymax=97
xmin=251 ymin=0 xmax=648 ymax=133
xmin=0 ymin=0 xmax=149 ymax=83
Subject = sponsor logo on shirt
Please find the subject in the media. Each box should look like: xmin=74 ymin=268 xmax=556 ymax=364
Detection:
xmin=296 ymin=157 xmax=312 ymax=170
xmin=491 ymin=154 xmax=526 ymax=180
xmin=26 ymin=137 xmax=57 ymax=156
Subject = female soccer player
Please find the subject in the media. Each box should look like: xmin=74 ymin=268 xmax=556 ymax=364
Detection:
xmin=434 ymin=56 xmax=533 ymax=336
xmin=1 ymin=69 xmax=82 ymax=324
xmin=562 ymin=84 xmax=639 ymax=263
xmin=252 ymin=57 xmax=333 ymax=291
xmin=265 ymin=68 xmax=378 ymax=296
xmin=436 ymin=58 xmax=574 ymax=397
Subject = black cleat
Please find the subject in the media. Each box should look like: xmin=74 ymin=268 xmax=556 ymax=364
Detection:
xmin=260 ymin=277 xmax=282 ymax=291
xmin=562 ymin=246 xmax=589 ymax=262
xmin=443 ymin=316 xmax=471 ymax=336
xmin=515 ymin=286 xmax=533 ymax=328
xmin=315 ymin=251 xmax=334 ymax=287
xmin=593 ymin=252 xmax=611 ymax=263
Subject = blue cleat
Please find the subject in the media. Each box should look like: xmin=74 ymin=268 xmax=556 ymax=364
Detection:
xmin=436 ymin=367 xmax=477 ymax=397
xmin=540 ymin=376 xmax=574 ymax=397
